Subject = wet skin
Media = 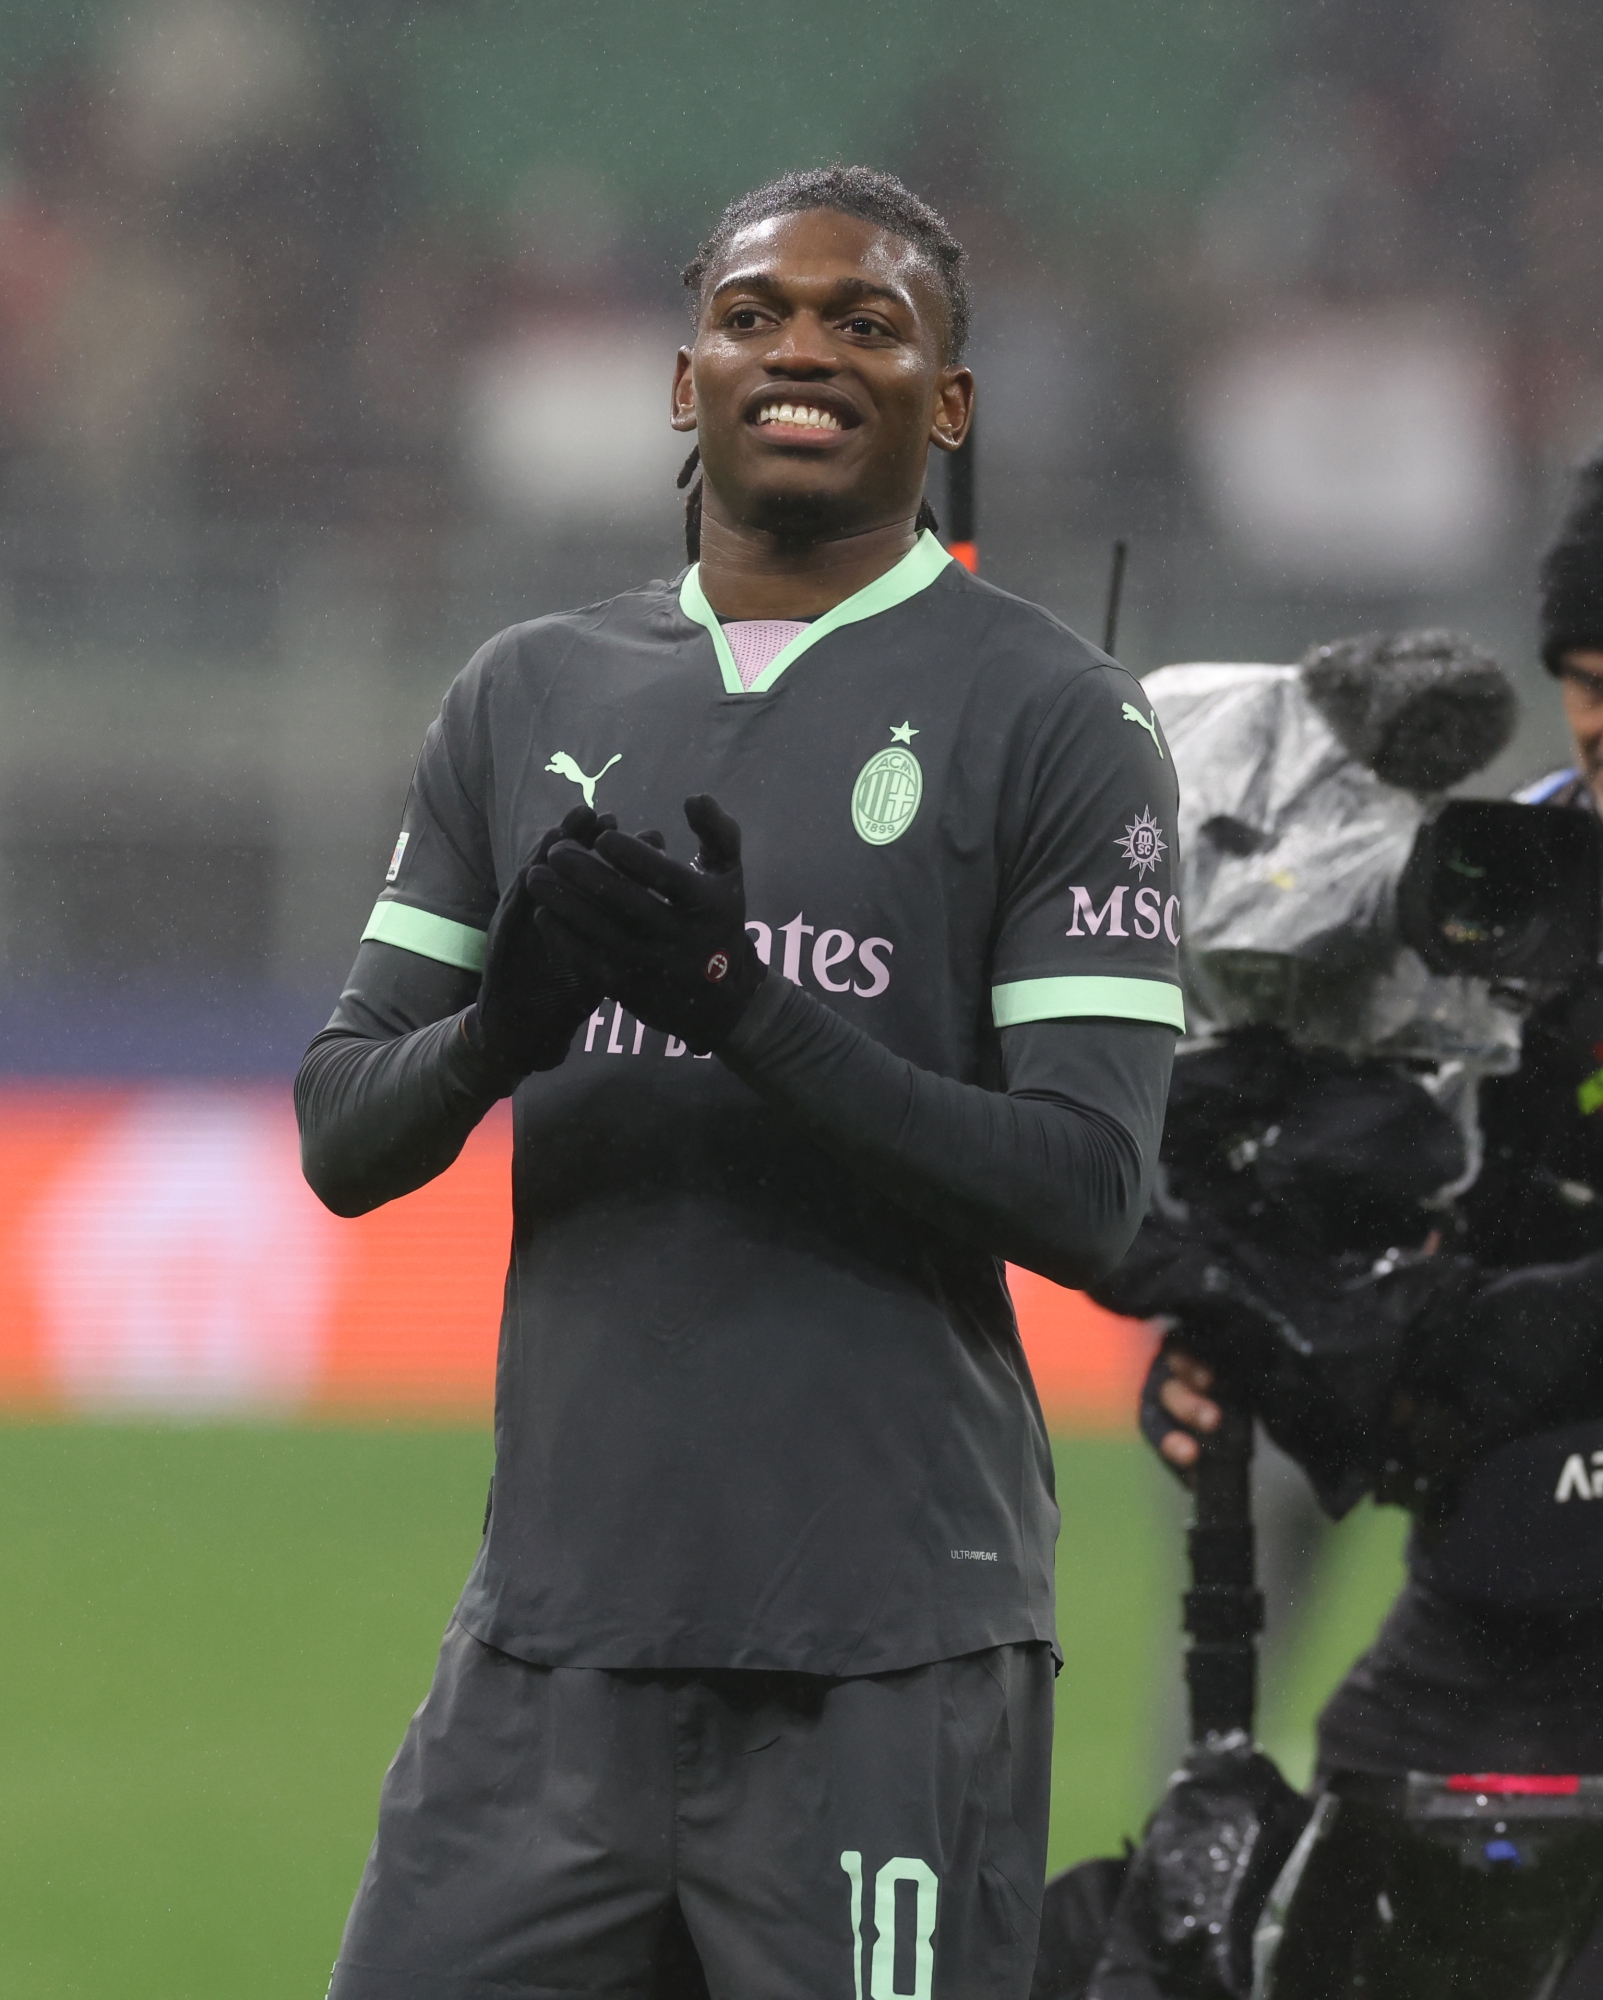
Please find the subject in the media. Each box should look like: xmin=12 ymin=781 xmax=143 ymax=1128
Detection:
xmin=1158 ymin=1352 xmax=1222 ymax=1470
xmin=670 ymin=207 xmax=974 ymax=621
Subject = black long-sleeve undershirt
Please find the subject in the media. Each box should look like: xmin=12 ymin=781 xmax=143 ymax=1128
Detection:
xmin=718 ymin=974 xmax=1170 ymax=1286
xmin=295 ymin=944 xmax=1172 ymax=1286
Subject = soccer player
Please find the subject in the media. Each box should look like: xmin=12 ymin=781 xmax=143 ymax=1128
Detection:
xmin=297 ymin=165 xmax=1182 ymax=2000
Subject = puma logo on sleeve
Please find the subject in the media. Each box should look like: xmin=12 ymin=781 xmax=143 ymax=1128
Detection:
xmin=1120 ymin=703 xmax=1164 ymax=758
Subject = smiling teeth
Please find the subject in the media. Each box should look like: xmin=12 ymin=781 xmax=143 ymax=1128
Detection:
xmin=757 ymin=403 xmax=842 ymax=430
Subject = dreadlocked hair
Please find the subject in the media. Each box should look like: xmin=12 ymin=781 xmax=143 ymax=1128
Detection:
xmin=676 ymin=165 xmax=967 ymax=562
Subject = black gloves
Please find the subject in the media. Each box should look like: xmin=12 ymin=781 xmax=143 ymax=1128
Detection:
xmin=463 ymin=791 xmax=766 ymax=1075
xmin=529 ymin=794 xmax=766 ymax=1055
xmin=463 ymin=806 xmax=614 ymax=1078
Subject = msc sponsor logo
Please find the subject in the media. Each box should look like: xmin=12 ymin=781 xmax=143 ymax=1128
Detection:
xmin=1555 ymin=1449 xmax=1603 ymax=1502
xmin=580 ymin=911 xmax=894 ymax=1059
xmin=1116 ymin=807 xmax=1166 ymax=877
xmin=1065 ymin=884 xmax=1181 ymax=944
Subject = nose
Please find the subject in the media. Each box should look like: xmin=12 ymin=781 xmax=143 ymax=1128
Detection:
xmin=762 ymin=310 xmax=839 ymax=377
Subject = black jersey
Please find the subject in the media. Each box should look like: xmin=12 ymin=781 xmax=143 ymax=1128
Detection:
xmin=331 ymin=535 xmax=1181 ymax=1675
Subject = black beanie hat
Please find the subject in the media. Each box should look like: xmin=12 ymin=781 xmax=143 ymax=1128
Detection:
xmin=1539 ymin=449 xmax=1603 ymax=674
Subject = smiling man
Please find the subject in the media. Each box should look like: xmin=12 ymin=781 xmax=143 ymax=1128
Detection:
xmin=298 ymin=166 xmax=1181 ymax=2000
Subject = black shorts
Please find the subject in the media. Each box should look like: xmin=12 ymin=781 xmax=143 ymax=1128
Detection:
xmin=328 ymin=1622 xmax=1054 ymax=2000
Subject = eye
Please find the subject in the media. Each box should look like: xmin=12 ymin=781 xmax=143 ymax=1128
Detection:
xmin=724 ymin=306 xmax=767 ymax=331
xmin=843 ymin=314 xmax=889 ymax=337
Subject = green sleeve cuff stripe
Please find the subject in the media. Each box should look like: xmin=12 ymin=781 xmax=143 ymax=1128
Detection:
xmin=361 ymin=900 xmax=488 ymax=973
xmin=992 ymin=975 xmax=1185 ymax=1031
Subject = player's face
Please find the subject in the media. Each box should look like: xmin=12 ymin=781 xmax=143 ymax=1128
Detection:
xmin=672 ymin=208 xmax=973 ymax=540
xmin=1558 ymin=647 xmax=1603 ymax=805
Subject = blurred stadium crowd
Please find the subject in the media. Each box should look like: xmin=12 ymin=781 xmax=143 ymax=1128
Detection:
xmin=4 ymin=14 xmax=1602 ymax=1994
xmin=4 ymin=0 xmax=1603 ymax=1422
xmin=1 ymin=0 xmax=1602 ymax=1049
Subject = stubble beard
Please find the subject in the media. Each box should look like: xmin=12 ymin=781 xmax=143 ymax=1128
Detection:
xmin=739 ymin=480 xmax=861 ymax=546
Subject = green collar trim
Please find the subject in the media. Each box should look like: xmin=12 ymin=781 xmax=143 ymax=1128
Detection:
xmin=679 ymin=530 xmax=953 ymax=695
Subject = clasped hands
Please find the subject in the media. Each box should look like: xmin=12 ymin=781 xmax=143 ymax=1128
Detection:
xmin=464 ymin=795 xmax=766 ymax=1079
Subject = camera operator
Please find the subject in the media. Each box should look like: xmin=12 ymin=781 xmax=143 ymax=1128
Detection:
xmin=1140 ymin=1146 xmax=1603 ymax=1997
xmin=1126 ymin=582 xmax=1603 ymax=1997
xmin=1471 ymin=445 xmax=1603 ymax=1277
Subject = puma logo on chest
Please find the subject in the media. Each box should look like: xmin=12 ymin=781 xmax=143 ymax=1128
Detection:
xmin=545 ymin=750 xmax=622 ymax=808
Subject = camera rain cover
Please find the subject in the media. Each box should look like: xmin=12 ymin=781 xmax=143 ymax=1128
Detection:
xmin=1086 ymin=1736 xmax=1312 ymax=2000
xmin=1145 ymin=663 xmax=1520 ymax=1071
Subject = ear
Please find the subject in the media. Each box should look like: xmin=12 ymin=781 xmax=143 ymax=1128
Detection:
xmin=671 ymin=348 xmax=698 ymax=433
xmin=928 ymin=365 xmax=975 ymax=454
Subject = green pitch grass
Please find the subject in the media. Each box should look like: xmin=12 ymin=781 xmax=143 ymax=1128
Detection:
xmin=0 ymin=1426 xmax=1406 ymax=1999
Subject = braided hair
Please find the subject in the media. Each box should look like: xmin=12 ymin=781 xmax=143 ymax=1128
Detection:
xmin=677 ymin=165 xmax=969 ymax=561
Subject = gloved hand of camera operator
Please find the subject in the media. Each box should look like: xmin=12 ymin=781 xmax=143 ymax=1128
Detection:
xmin=463 ymin=804 xmax=617 ymax=1080
xmin=528 ymin=794 xmax=766 ymax=1055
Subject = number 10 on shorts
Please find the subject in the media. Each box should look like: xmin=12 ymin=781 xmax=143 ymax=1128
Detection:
xmin=840 ymin=1850 xmax=939 ymax=2000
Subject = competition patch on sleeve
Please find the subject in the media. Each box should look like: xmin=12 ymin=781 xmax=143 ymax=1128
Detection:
xmin=361 ymin=900 xmax=488 ymax=973
xmin=385 ymin=830 xmax=410 ymax=883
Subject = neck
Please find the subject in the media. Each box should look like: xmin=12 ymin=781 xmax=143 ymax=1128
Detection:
xmin=694 ymin=507 xmax=921 ymax=619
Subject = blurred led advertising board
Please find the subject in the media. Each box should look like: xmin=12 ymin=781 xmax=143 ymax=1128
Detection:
xmin=0 ymin=1087 xmax=1150 ymax=1430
